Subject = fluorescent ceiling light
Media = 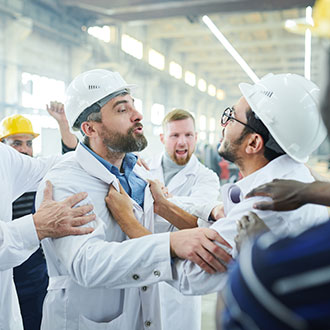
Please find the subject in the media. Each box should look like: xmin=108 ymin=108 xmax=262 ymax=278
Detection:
xmin=305 ymin=6 xmax=312 ymax=80
xmin=202 ymin=15 xmax=259 ymax=83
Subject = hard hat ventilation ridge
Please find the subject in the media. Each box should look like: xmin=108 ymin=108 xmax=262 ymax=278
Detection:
xmin=260 ymin=90 xmax=273 ymax=98
xmin=88 ymin=85 xmax=100 ymax=90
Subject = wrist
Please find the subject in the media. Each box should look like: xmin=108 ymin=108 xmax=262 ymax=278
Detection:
xmin=169 ymin=232 xmax=177 ymax=257
xmin=154 ymin=196 xmax=168 ymax=214
xmin=32 ymin=213 xmax=45 ymax=241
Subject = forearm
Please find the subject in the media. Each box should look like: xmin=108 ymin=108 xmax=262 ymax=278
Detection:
xmin=155 ymin=198 xmax=198 ymax=229
xmin=58 ymin=120 xmax=78 ymax=149
xmin=116 ymin=214 xmax=151 ymax=238
xmin=301 ymin=181 xmax=330 ymax=206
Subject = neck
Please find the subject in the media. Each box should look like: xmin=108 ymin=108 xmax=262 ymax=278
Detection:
xmin=90 ymin=140 xmax=125 ymax=169
xmin=237 ymin=155 xmax=269 ymax=177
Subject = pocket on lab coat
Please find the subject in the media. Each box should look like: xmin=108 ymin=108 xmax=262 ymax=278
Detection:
xmin=78 ymin=312 xmax=126 ymax=330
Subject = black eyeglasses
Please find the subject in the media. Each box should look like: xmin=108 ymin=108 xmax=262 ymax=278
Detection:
xmin=221 ymin=107 xmax=260 ymax=134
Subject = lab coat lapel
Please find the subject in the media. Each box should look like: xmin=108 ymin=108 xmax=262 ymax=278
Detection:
xmin=75 ymin=143 xmax=119 ymax=189
xmin=167 ymin=154 xmax=198 ymax=192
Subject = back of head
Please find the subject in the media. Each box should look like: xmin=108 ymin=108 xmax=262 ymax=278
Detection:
xmin=0 ymin=114 xmax=39 ymax=141
xmin=162 ymin=108 xmax=195 ymax=132
xmin=239 ymin=73 xmax=327 ymax=163
xmin=65 ymin=69 xmax=135 ymax=131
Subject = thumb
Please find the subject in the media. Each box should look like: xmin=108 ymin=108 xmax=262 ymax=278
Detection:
xmin=43 ymin=180 xmax=53 ymax=201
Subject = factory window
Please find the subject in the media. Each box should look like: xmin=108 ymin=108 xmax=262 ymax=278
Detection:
xmin=198 ymin=78 xmax=207 ymax=92
xmin=199 ymin=115 xmax=206 ymax=131
xmin=87 ymin=26 xmax=111 ymax=43
xmin=148 ymin=49 xmax=165 ymax=70
xmin=216 ymin=89 xmax=225 ymax=100
xmin=169 ymin=61 xmax=182 ymax=79
xmin=199 ymin=132 xmax=207 ymax=141
xmin=21 ymin=72 xmax=65 ymax=110
xmin=151 ymin=103 xmax=165 ymax=125
xmin=209 ymin=132 xmax=215 ymax=145
xmin=121 ymin=34 xmax=143 ymax=59
xmin=209 ymin=118 xmax=216 ymax=131
xmin=185 ymin=71 xmax=196 ymax=87
xmin=208 ymin=84 xmax=216 ymax=97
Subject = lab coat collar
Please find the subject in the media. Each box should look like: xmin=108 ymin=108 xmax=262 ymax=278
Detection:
xmin=75 ymin=143 xmax=119 ymax=190
xmin=236 ymin=155 xmax=300 ymax=197
xmin=150 ymin=152 xmax=199 ymax=191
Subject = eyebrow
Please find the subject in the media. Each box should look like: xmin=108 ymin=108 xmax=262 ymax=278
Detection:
xmin=113 ymin=100 xmax=128 ymax=108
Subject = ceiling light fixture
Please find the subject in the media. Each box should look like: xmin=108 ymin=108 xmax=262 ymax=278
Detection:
xmin=202 ymin=15 xmax=259 ymax=83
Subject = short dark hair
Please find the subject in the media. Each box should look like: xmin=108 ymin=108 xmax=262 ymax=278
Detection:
xmin=242 ymin=109 xmax=285 ymax=161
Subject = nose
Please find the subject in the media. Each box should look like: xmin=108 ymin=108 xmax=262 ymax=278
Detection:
xmin=132 ymin=107 xmax=143 ymax=122
xmin=177 ymin=135 xmax=187 ymax=145
xmin=17 ymin=143 xmax=31 ymax=155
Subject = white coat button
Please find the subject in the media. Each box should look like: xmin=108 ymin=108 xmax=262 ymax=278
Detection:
xmin=153 ymin=270 xmax=161 ymax=277
xmin=142 ymin=286 xmax=148 ymax=291
xmin=132 ymin=274 xmax=140 ymax=280
xmin=145 ymin=320 xmax=152 ymax=327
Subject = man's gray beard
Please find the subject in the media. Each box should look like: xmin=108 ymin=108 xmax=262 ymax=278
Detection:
xmin=102 ymin=128 xmax=148 ymax=153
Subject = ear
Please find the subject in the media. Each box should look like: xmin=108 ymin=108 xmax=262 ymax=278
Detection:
xmin=194 ymin=131 xmax=198 ymax=142
xmin=160 ymin=133 xmax=165 ymax=144
xmin=81 ymin=121 xmax=97 ymax=137
xmin=245 ymin=133 xmax=264 ymax=155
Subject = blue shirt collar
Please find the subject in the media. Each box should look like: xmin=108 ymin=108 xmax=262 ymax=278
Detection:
xmin=80 ymin=142 xmax=137 ymax=176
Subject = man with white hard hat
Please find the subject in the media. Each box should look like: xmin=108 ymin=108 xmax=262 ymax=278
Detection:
xmin=106 ymin=73 xmax=329 ymax=296
xmin=35 ymin=69 xmax=231 ymax=330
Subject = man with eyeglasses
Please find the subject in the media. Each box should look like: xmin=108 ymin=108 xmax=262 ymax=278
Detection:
xmin=107 ymin=73 xmax=329 ymax=298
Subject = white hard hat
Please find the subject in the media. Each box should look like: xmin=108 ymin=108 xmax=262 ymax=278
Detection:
xmin=239 ymin=73 xmax=327 ymax=163
xmin=65 ymin=69 xmax=136 ymax=129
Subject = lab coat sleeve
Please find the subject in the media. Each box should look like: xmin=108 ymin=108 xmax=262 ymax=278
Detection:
xmin=167 ymin=167 xmax=220 ymax=213
xmin=36 ymin=181 xmax=173 ymax=289
xmin=2 ymin=143 xmax=60 ymax=201
xmin=166 ymin=197 xmax=289 ymax=295
xmin=0 ymin=214 xmax=39 ymax=270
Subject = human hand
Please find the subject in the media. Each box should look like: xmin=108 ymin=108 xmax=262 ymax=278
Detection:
xmin=33 ymin=181 xmax=95 ymax=240
xmin=148 ymin=179 xmax=172 ymax=202
xmin=136 ymin=154 xmax=150 ymax=171
xmin=234 ymin=212 xmax=269 ymax=252
xmin=105 ymin=182 xmax=134 ymax=222
xmin=246 ymin=179 xmax=308 ymax=211
xmin=210 ymin=203 xmax=225 ymax=220
xmin=170 ymin=228 xmax=232 ymax=274
xmin=46 ymin=101 xmax=67 ymax=124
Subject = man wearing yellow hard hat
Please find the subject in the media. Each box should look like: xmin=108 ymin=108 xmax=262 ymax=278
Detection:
xmin=0 ymin=106 xmax=77 ymax=330
xmin=0 ymin=114 xmax=39 ymax=157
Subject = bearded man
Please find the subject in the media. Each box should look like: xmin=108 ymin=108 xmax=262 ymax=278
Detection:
xmin=35 ymin=69 xmax=229 ymax=330
xmin=137 ymin=108 xmax=220 ymax=330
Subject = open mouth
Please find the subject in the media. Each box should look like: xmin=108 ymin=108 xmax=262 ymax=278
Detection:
xmin=133 ymin=125 xmax=143 ymax=134
xmin=176 ymin=149 xmax=188 ymax=157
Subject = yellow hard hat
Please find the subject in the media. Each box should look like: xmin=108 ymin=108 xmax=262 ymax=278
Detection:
xmin=0 ymin=114 xmax=39 ymax=140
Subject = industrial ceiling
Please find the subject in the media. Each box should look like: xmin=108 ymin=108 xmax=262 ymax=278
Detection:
xmin=37 ymin=0 xmax=320 ymax=102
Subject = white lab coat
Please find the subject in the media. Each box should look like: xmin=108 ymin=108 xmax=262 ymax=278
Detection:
xmin=36 ymin=144 xmax=173 ymax=330
xmin=0 ymin=143 xmax=58 ymax=330
xmin=169 ymin=155 xmax=330 ymax=295
xmin=136 ymin=153 xmax=220 ymax=330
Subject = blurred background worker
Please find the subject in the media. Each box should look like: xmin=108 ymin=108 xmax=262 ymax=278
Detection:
xmin=0 ymin=105 xmax=77 ymax=330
